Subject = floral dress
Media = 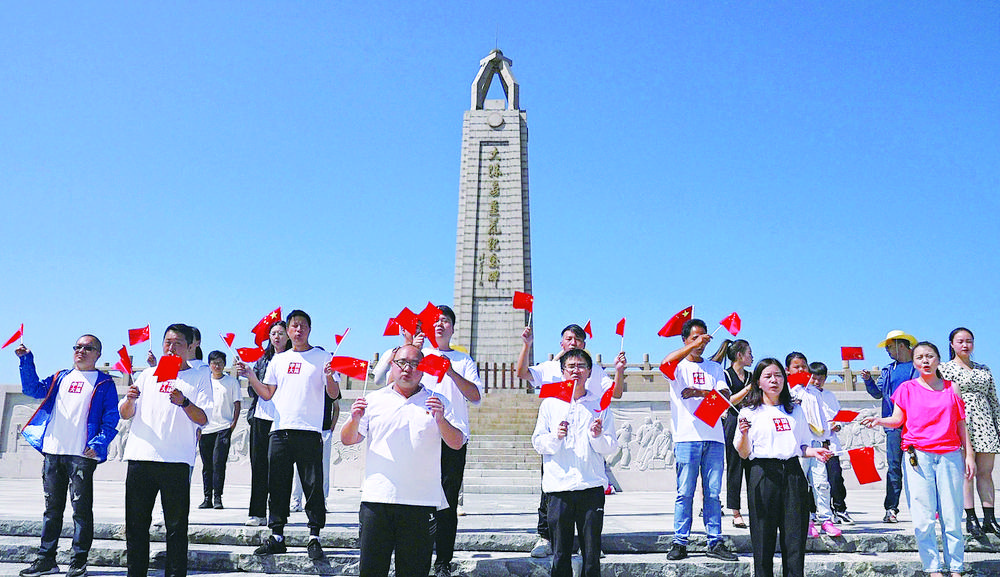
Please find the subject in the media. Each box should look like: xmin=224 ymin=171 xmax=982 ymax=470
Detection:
xmin=940 ymin=360 xmax=1000 ymax=453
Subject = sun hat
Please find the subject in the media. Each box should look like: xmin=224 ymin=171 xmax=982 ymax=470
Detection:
xmin=876 ymin=330 xmax=917 ymax=348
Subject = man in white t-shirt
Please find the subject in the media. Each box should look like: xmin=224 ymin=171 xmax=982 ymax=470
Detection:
xmin=15 ymin=335 xmax=121 ymax=577
xmin=660 ymin=318 xmax=737 ymax=562
xmin=341 ymin=344 xmax=464 ymax=577
xmin=197 ymin=350 xmax=242 ymax=510
xmin=238 ymin=309 xmax=340 ymax=561
xmin=119 ymin=324 xmax=211 ymax=577
xmin=516 ymin=323 xmax=626 ymax=558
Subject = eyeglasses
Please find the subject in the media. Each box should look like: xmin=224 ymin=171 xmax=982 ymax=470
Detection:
xmin=907 ymin=445 xmax=918 ymax=468
xmin=393 ymin=359 xmax=421 ymax=370
xmin=563 ymin=364 xmax=589 ymax=371
xmin=73 ymin=345 xmax=98 ymax=353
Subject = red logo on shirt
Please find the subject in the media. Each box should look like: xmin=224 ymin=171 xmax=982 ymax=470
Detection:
xmin=159 ymin=383 xmax=174 ymax=394
xmin=67 ymin=381 xmax=84 ymax=394
xmin=287 ymin=362 xmax=302 ymax=374
xmin=773 ymin=418 xmax=791 ymax=432
xmin=692 ymin=371 xmax=706 ymax=385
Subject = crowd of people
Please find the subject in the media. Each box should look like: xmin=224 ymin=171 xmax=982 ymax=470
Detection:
xmin=10 ymin=311 xmax=1000 ymax=577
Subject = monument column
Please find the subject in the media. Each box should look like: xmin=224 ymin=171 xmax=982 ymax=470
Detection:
xmin=453 ymin=49 xmax=532 ymax=367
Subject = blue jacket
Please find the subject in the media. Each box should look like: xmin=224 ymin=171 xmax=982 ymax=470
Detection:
xmin=864 ymin=360 xmax=917 ymax=420
xmin=19 ymin=352 xmax=121 ymax=463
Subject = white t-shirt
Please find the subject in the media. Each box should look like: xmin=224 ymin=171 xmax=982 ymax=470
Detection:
xmin=528 ymin=357 xmax=612 ymax=398
xmin=737 ymin=403 xmax=812 ymax=460
xmin=420 ymin=347 xmax=481 ymax=442
xmin=263 ymin=347 xmax=334 ymax=433
xmin=814 ymin=387 xmax=843 ymax=451
xmin=203 ymin=374 xmax=242 ymax=434
xmin=357 ymin=385 xmax=458 ymax=509
xmin=187 ymin=359 xmax=208 ymax=371
xmin=669 ymin=358 xmax=730 ymax=443
xmin=42 ymin=369 xmax=98 ymax=456
xmin=532 ymin=391 xmax=617 ymax=493
xmin=789 ymin=383 xmax=827 ymax=439
xmin=122 ymin=365 xmax=213 ymax=466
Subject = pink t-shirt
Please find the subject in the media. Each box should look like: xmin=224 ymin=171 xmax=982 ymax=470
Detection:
xmin=890 ymin=378 xmax=966 ymax=454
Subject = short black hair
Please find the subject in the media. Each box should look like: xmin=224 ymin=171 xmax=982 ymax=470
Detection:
xmin=808 ymin=361 xmax=827 ymax=378
xmin=785 ymin=351 xmax=807 ymax=369
xmin=78 ymin=334 xmax=102 ymax=354
xmin=437 ymin=305 xmax=456 ymax=324
xmin=681 ymin=318 xmax=707 ymax=340
xmin=286 ymin=309 xmax=311 ymax=327
xmin=208 ymin=350 xmax=227 ymax=365
xmin=164 ymin=324 xmax=194 ymax=345
xmin=560 ymin=348 xmax=593 ymax=371
xmin=561 ymin=324 xmax=587 ymax=341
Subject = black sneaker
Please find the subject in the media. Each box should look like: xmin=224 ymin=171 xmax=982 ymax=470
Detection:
xmin=213 ymin=496 xmax=224 ymax=509
xmin=666 ymin=543 xmax=687 ymax=561
xmin=20 ymin=559 xmax=58 ymax=577
xmin=254 ymin=535 xmax=287 ymax=555
xmin=67 ymin=559 xmax=87 ymax=577
xmin=307 ymin=538 xmax=324 ymax=560
xmin=706 ymin=542 xmax=738 ymax=561
xmin=198 ymin=498 xmax=213 ymax=509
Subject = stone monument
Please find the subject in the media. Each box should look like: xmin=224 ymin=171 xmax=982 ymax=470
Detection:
xmin=452 ymin=49 xmax=532 ymax=366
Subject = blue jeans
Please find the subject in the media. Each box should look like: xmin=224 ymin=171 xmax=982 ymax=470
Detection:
xmin=884 ymin=427 xmax=904 ymax=512
xmin=40 ymin=454 xmax=97 ymax=563
xmin=903 ymin=449 xmax=965 ymax=573
xmin=673 ymin=440 xmax=724 ymax=546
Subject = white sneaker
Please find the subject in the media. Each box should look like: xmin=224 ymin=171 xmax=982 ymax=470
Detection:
xmin=245 ymin=516 xmax=266 ymax=526
xmin=530 ymin=537 xmax=552 ymax=558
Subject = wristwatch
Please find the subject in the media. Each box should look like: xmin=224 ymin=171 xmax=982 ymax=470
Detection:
xmin=181 ymin=397 xmax=191 ymax=408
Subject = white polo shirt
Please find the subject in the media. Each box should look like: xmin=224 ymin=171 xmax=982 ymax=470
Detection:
xmin=737 ymin=403 xmax=811 ymax=460
xmin=122 ymin=366 xmax=213 ymax=466
xmin=263 ymin=347 xmax=335 ymax=433
xmin=669 ymin=358 xmax=729 ymax=443
xmin=420 ymin=347 xmax=481 ymax=442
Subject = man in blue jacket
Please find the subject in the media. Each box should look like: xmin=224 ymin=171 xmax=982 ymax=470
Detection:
xmin=15 ymin=335 xmax=121 ymax=577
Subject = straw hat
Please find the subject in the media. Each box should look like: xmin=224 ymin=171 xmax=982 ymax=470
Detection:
xmin=876 ymin=330 xmax=917 ymax=348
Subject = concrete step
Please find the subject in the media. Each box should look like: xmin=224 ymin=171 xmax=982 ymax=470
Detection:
xmin=466 ymin=440 xmax=534 ymax=450
xmin=466 ymin=460 xmax=540 ymax=470
xmin=462 ymin=483 xmax=540 ymax=495
xmin=462 ymin=469 xmax=538 ymax=478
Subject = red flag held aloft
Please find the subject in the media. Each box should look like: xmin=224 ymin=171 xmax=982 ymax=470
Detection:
xmin=841 ymin=347 xmax=864 ymax=361
xmin=512 ymin=291 xmax=533 ymax=312
xmin=615 ymin=318 xmax=626 ymax=337
xmin=1 ymin=324 xmax=23 ymax=349
xmin=417 ymin=354 xmax=451 ymax=383
xmin=830 ymin=410 xmax=860 ymax=423
xmin=115 ymin=345 xmax=133 ymax=375
xmin=220 ymin=333 xmax=236 ymax=348
xmin=848 ymin=447 xmax=882 ymax=485
xmin=597 ymin=386 xmax=614 ymax=412
xmin=128 ymin=325 xmax=150 ymax=346
xmin=659 ymin=359 xmax=679 ymax=380
xmin=393 ymin=307 xmax=420 ymax=337
xmin=383 ymin=318 xmax=401 ymax=336
xmin=694 ymin=390 xmax=730 ymax=427
xmin=251 ymin=308 xmax=282 ymax=347
xmin=658 ymin=306 xmax=693 ymax=338
xmin=237 ymin=347 xmax=264 ymax=363
xmin=583 ymin=320 xmax=593 ymax=339
xmin=330 ymin=356 xmax=369 ymax=382
xmin=787 ymin=372 xmax=810 ymax=388
xmin=418 ymin=303 xmax=441 ymax=349
xmin=336 ymin=328 xmax=351 ymax=345
xmin=154 ymin=355 xmax=182 ymax=383
xmin=720 ymin=312 xmax=741 ymax=337
xmin=539 ymin=379 xmax=575 ymax=403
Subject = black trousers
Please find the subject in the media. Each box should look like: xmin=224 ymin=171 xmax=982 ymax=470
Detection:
xmin=39 ymin=454 xmax=97 ymax=563
xmin=826 ymin=455 xmax=847 ymax=514
xmin=247 ymin=417 xmax=270 ymax=518
xmin=722 ymin=412 xmax=747 ymax=510
xmin=547 ymin=486 xmax=604 ymax=577
xmin=359 ymin=501 xmax=435 ymax=577
xmin=434 ymin=441 xmax=467 ymax=569
xmin=267 ymin=429 xmax=324 ymax=535
xmin=746 ymin=458 xmax=809 ymax=577
xmin=198 ymin=429 xmax=232 ymax=498
xmin=125 ymin=461 xmax=190 ymax=577
xmin=537 ymin=461 xmax=551 ymax=540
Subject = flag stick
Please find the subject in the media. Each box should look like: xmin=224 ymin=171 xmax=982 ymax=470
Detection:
xmin=619 ymin=335 xmax=624 ymax=354
xmin=527 ymin=311 xmax=533 ymax=327
xmin=709 ymin=325 xmax=724 ymax=338
xmin=362 ymin=368 xmax=369 ymax=396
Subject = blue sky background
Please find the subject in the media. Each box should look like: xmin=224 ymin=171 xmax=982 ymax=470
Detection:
xmin=2 ymin=2 xmax=998 ymax=385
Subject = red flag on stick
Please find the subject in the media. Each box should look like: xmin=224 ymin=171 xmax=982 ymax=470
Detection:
xmin=848 ymin=447 xmax=881 ymax=484
xmin=694 ymin=390 xmax=730 ymax=427
xmin=658 ymin=306 xmax=693 ymax=338
xmin=237 ymin=347 xmax=264 ymax=363
xmin=1 ymin=324 xmax=23 ymax=349
xmin=329 ymin=356 xmax=369 ymax=382
xmin=659 ymin=359 xmax=679 ymax=380
xmin=583 ymin=320 xmax=593 ymax=339
xmin=830 ymin=410 xmax=859 ymax=422
xmin=393 ymin=307 xmax=420 ymax=337
xmin=418 ymin=303 xmax=441 ymax=348
xmin=597 ymin=386 xmax=614 ymax=412
xmin=383 ymin=318 xmax=401 ymax=336
xmin=335 ymin=328 xmax=351 ymax=345
xmin=719 ymin=312 xmax=741 ymax=337
xmin=251 ymin=307 xmax=282 ymax=347
xmin=539 ymin=379 xmax=575 ymax=403
xmin=787 ymin=372 xmax=810 ymax=388
xmin=615 ymin=318 xmax=626 ymax=337
xmin=512 ymin=291 xmax=533 ymax=312
xmin=114 ymin=345 xmax=133 ymax=375
xmin=128 ymin=325 xmax=150 ymax=346
xmin=154 ymin=355 xmax=182 ymax=382
xmin=220 ymin=333 xmax=236 ymax=348
xmin=841 ymin=347 xmax=864 ymax=361
xmin=417 ymin=354 xmax=451 ymax=383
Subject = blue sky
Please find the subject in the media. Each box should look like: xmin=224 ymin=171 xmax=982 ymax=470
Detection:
xmin=2 ymin=2 xmax=998 ymax=384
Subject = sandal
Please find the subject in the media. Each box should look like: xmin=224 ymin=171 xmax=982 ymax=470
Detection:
xmin=732 ymin=516 xmax=748 ymax=529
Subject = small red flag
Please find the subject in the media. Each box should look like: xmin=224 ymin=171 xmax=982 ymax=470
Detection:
xmin=417 ymin=354 xmax=451 ymax=383
xmin=418 ymin=303 xmax=441 ymax=349
xmin=841 ymin=347 xmax=864 ymax=361
xmin=330 ymin=356 xmax=369 ymax=381
xmin=1 ymin=324 xmax=23 ymax=349
xmin=615 ymin=318 xmax=626 ymax=337
xmin=251 ymin=307 xmax=282 ymax=347
xmin=719 ymin=312 xmax=741 ymax=337
xmin=694 ymin=390 xmax=730 ymax=427
xmin=596 ymin=386 xmax=614 ymax=412
xmin=848 ymin=446 xmax=881 ymax=485
xmin=539 ymin=379 xmax=575 ymax=403
xmin=393 ymin=307 xmax=420 ymax=337
xmin=659 ymin=359 xmax=679 ymax=380
xmin=383 ymin=317 xmax=401 ymax=336
xmin=237 ymin=347 xmax=264 ymax=363
xmin=154 ymin=355 xmax=182 ymax=383
xmin=220 ymin=333 xmax=235 ymax=348
xmin=512 ymin=291 xmax=533 ymax=312
xmin=658 ymin=306 xmax=693 ymax=338
xmin=583 ymin=320 xmax=593 ymax=339
xmin=114 ymin=345 xmax=133 ymax=375
xmin=128 ymin=325 xmax=150 ymax=346
xmin=830 ymin=410 xmax=860 ymax=422
xmin=336 ymin=328 xmax=351 ymax=345
xmin=787 ymin=372 xmax=810 ymax=388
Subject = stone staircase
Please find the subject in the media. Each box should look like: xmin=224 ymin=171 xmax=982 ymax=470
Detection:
xmin=465 ymin=391 xmax=542 ymax=494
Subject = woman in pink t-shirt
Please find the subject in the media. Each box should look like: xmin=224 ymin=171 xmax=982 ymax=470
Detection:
xmin=863 ymin=341 xmax=975 ymax=577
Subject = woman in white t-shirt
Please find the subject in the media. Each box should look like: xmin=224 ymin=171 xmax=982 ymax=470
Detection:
xmin=735 ymin=358 xmax=833 ymax=577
